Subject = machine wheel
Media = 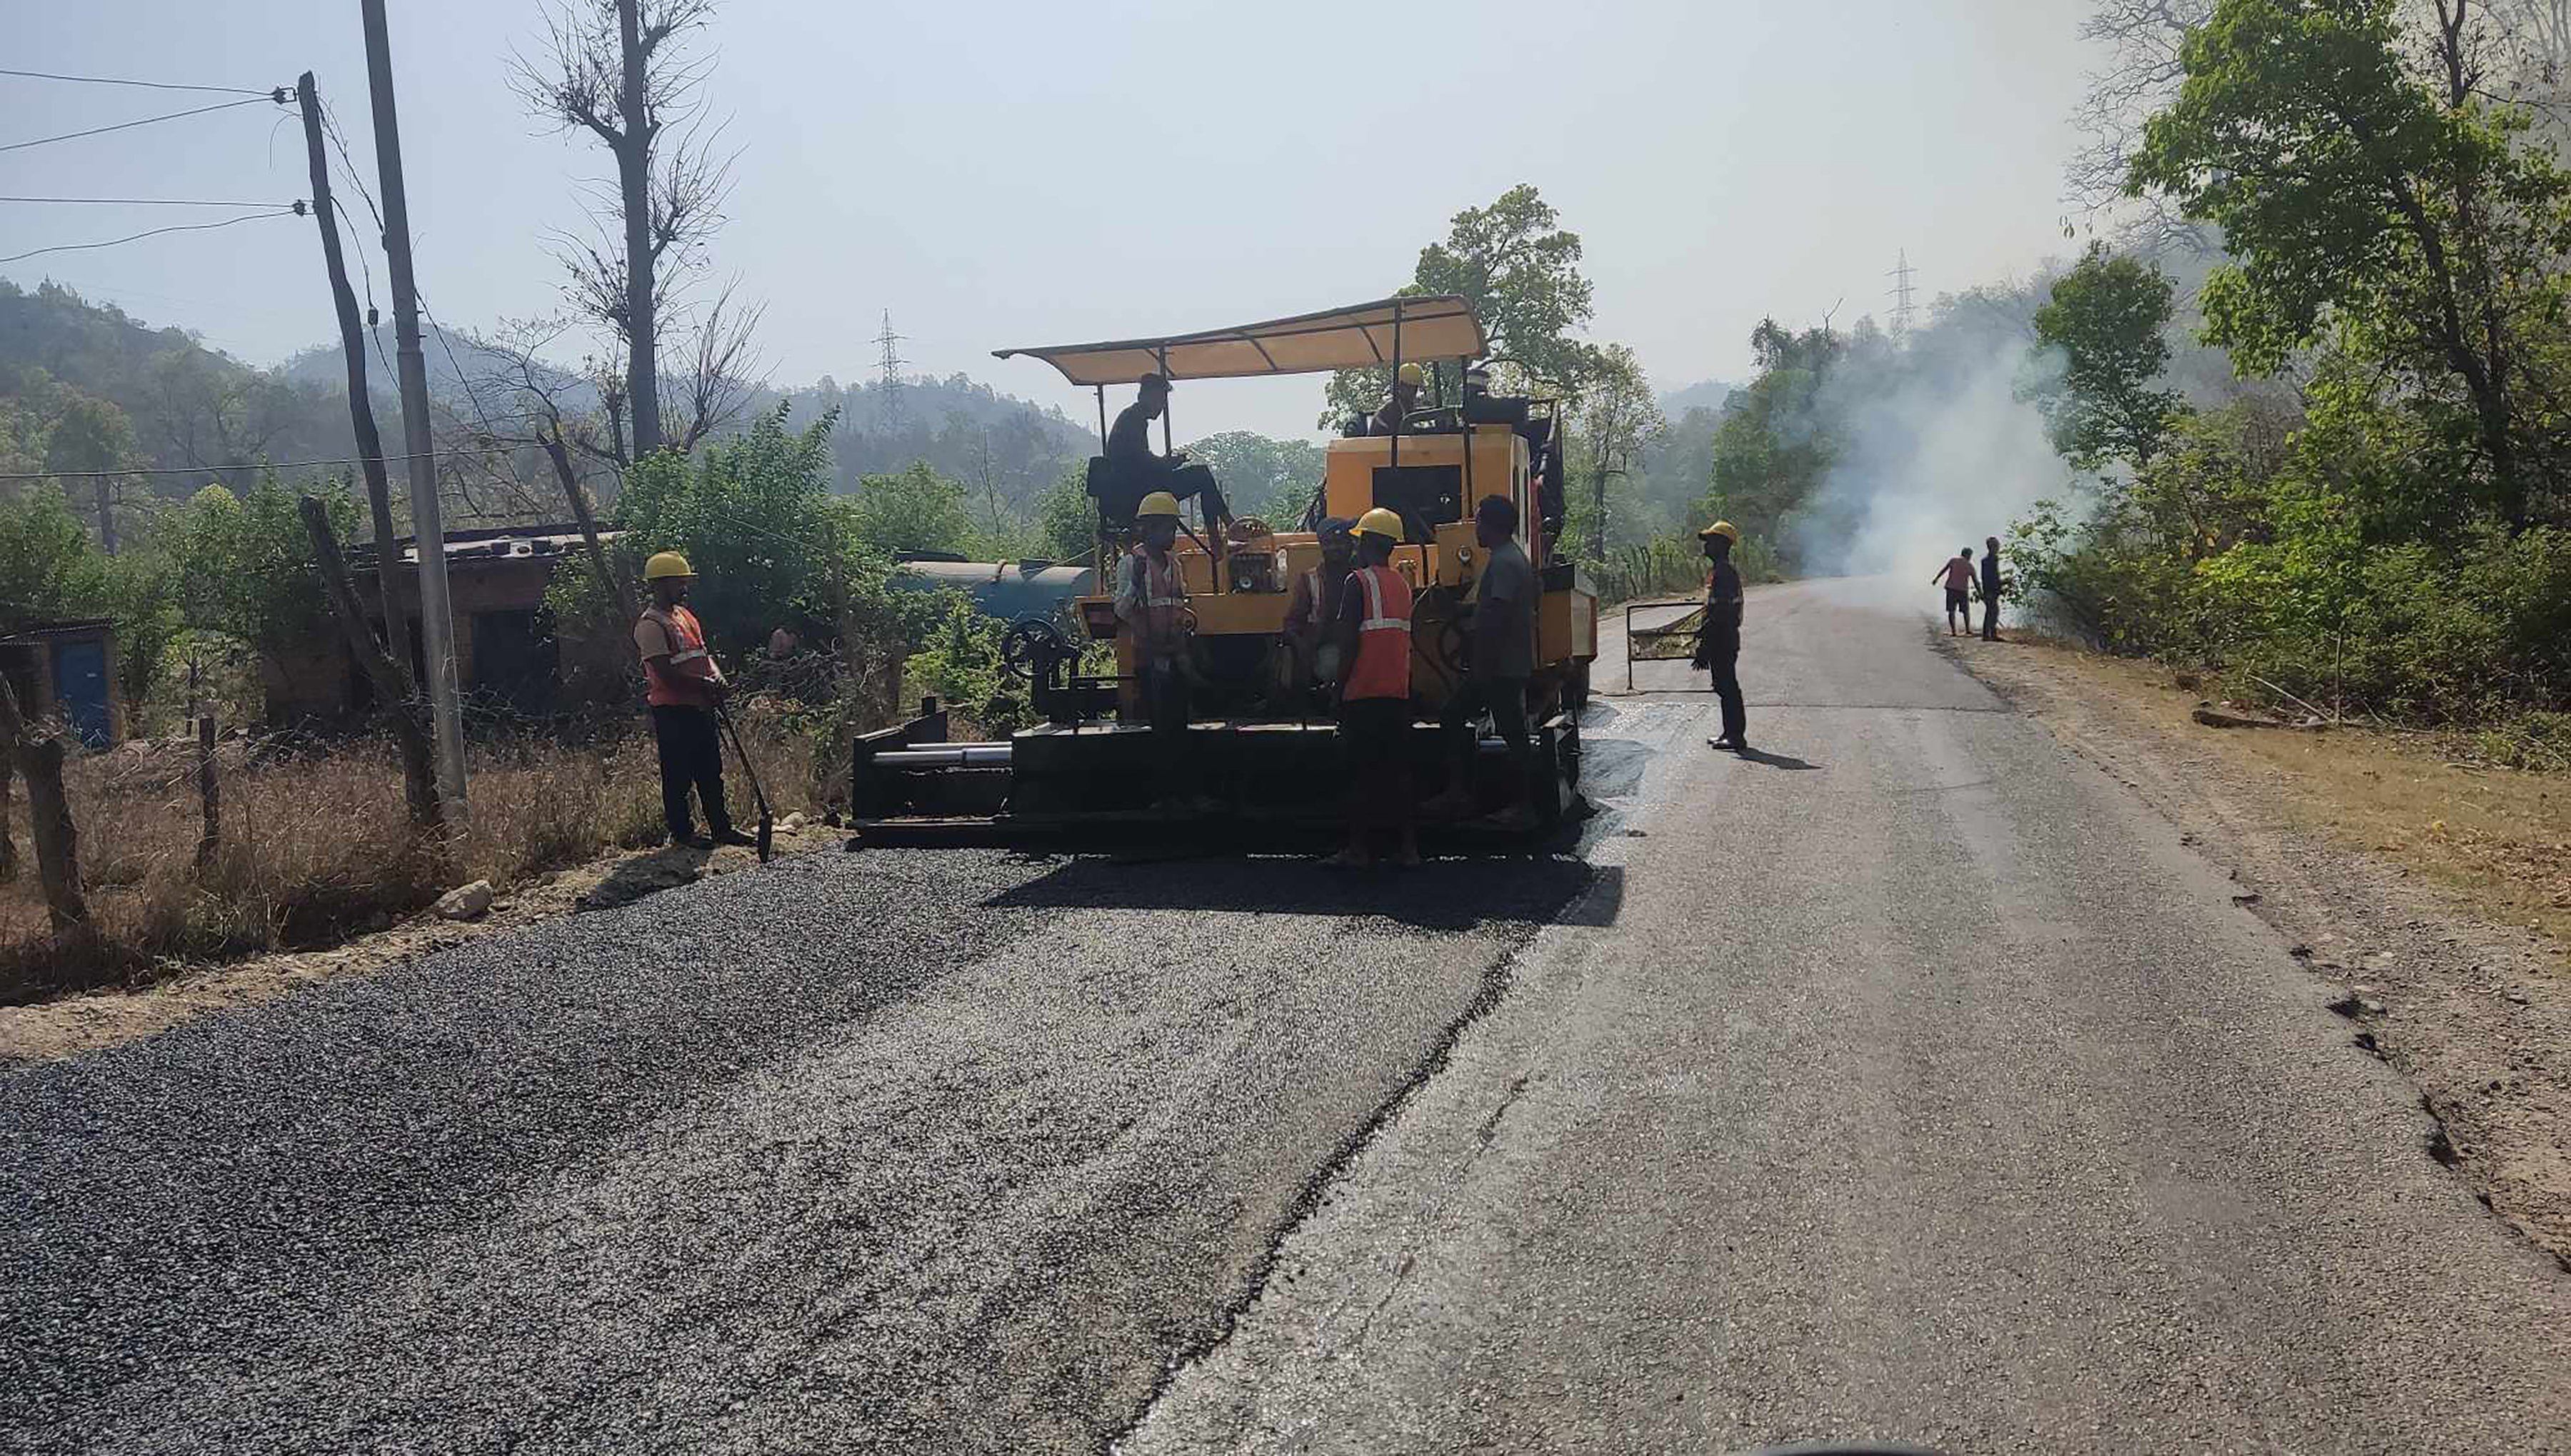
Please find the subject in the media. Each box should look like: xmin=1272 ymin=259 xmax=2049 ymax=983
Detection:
xmin=1000 ymin=616 xmax=1070 ymax=682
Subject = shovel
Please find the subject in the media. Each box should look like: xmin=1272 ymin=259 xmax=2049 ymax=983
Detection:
xmin=715 ymin=701 xmax=776 ymax=863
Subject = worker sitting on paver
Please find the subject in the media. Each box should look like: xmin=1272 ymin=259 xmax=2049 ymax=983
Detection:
xmin=635 ymin=552 xmax=754 ymax=850
xmin=1695 ymin=521 xmax=1748 ymax=753
xmin=1107 ymin=373 xmax=1230 ymax=530
xmin=1359 ymin=362 xmax=1428 ymax=436
xmin=1282 ymin=516 xmax=1356 ymax=707
xmin=1425 ymin=494 xmax=1538 ymax=829
xmin=1325 ymin=508 xmax=1422 ymax=869
xmin=1114 ymin=492 xmax=1202 ymax=807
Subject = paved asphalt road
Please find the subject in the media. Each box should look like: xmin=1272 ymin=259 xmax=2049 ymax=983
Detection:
xmin=6 ymin=580 xmax=2569 ymax=1453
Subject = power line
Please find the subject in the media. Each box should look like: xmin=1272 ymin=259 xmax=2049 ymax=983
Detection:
xmin=0 ymin=94 xmax=280 ymax=156
xmin=0 ymin=209 xmax=301 ymax=268
xmin=0 ymin=67 xmax=275 ymax=96
xmin=0 ymin=194 xmax=295 ymax=208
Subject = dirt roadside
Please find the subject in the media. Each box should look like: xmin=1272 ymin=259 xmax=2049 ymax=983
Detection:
xmin=0 ymin=823 xmax=837 ymax=1070
xmin=1949 ymin=634 xmax=2571 ymax=1269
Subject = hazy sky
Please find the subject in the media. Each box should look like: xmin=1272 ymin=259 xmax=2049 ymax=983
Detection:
xmin=4 ymin=1 xmax=2097 ymax=443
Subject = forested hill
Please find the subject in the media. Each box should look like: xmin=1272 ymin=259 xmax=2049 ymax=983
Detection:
xmin=1 ymin=277 xmax=1091 ymax=514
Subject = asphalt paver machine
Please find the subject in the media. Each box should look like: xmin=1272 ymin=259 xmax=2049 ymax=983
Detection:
xmin=848 ymin=295 xmax=1598 ymax=845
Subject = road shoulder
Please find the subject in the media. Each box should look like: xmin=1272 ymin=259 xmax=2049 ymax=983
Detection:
xmin=1948 ymin=633 xmax=2571 ymax=1267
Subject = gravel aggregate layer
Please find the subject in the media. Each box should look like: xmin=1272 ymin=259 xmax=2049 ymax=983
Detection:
xmin=1 ymin=835 xmax=1583 ymax=1451
xmin=7 ymin=579 xmax=2570 ymax=1454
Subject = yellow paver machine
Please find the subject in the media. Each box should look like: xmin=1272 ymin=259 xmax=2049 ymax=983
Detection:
xmin=848 ymin=295 xmax=1598 ymax=845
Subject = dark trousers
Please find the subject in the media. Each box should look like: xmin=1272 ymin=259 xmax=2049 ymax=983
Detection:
xmin=1981 ymin=592 xmax=2001 ymax=641
xmin=1705 ymin=638 xmax=1745 ymax=743
xmin=1107 ymin=461 xmax=1230 ymax=526
xmin=651 ymin=704 xmax=733 ymax=840
xmin=1441 ymin=674 xmax=1530 ymax=798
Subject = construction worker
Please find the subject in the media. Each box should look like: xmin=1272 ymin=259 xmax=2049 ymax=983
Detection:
xmin=1282 ymin=516 xmax=1356 ymax=703
xmin=1368 ymin=361 xmax=1428 ymax=435
xmin=1425 ymin=494 xmax=1537 ymax=829
xmin=1114 ymin=491 xmax=1197 ymax=789
xmin=1326 ymin=507 xmax=1421 ymax=868
xmin=634 ymin=552 xmax=753 ymax=850
xmin=1108 ymin=373 xmax=1230 ymax=528
xmin=1693 ymin=521 xmax=1748 ymax=753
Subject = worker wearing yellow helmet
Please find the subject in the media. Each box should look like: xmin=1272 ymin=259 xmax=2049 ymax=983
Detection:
xmin=1113 ymin=490 xmax=1201 ymax=796
xmin=1326 ymin=506 xmax=1421 ymax=868
xmin=1368 ymin=361 xmax=1430 ymax=436
xmin=634 ymin=551 xmax=752 ymax=849
xmin=1694 ymin=520 xmax=1749 ymax=753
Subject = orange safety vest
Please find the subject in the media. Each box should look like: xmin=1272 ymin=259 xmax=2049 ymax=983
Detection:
xmin=1127 ymin=547 xmax=1189 ymax=656
xmin=1343 ymin=563 xmax=1413 ymax=701
xmin=641 ymin=605 xmax=714 ymax=708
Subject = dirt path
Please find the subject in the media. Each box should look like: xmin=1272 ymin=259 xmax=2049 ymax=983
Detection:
xmin=0 ymin=823 xmax=836 ymax=1068
xmin=1950 ymin=633 xmax=2571 ymax=1268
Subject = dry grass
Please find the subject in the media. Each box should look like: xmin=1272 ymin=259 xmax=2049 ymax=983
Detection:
xmin=0 ymin=708 xmax=828 ymax=1003
xmin=2000 ymin=638 xmax=2571 ymax=950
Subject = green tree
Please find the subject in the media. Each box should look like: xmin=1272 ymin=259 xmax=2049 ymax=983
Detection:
xmin=851 ymin=460 xmax=975 ymax=558
xmin=1033 ymin=468 xmax=1101 ymax=563
xmin=0 ymin=486 xmax=107 ymax=631
xmin=1692 ymin=321 xmax=1843 ymax=569
xmin=101 ymin=546 xmax=181 ymax=730
xmin=1568 ymin=343 xmax=1665 ymax=560
xmin=576 ymin=404 xmax=892 ymax=657
xmin=1321 ymin=184 xmax=1598 ymax=423
xmin=2032 ymin=241 xmax=2185 ymax=470
xmin=169 ymin=478 xmax=349 ymax=658
xmin=41 ymin=391 xmax=136 ymax=552
xmin=2128 ymin=0 xmax=2571 ymax=526
xmin=1179 ymin=431 xmax=1327 ymax=523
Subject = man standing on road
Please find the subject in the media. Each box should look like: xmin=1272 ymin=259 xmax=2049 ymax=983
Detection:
xmin=1116 ymin=492 xmax=1196 ymax=780
xmin=1980 ymin=533 xmax=2005 ymax=642
xmin=636 ymin=552 xmax=753 ymax=851
xmin=1326 ymin=508 xmax=1422 ymax=868
xmin=1933 ymin=546 xmax=1976 ymax=638
xmin=1425 ymin=494 xmax=1536 ymax=829
xmin=1283 ymin=516 xmax=1356 ymax=706
xmin=1695 ymin=521 xmax=1748 ymax=753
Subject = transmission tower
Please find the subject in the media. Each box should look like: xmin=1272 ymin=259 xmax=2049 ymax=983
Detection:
xmin=1888 ymin=250 xmax=1919 ymax=340
xmin=875 ymin=310 xmax=909 ymax=426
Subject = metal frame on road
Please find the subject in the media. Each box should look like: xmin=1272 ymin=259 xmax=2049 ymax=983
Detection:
xmin=1623 ymin=601 xmax=1713 ymax=693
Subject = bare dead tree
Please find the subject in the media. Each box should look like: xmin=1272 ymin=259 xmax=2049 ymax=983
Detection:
xmin=666 ymin=276 xmax=763 ymax=453
xmin=2067 ymin=0 xmax=2218 ymax=256
xmin=453 ymin=318 xmax=640 ymax=623
xmin=511 ymin=0 xmax=731 ymax=459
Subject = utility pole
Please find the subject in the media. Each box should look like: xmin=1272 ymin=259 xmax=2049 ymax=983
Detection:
xmin=296 ymin=70 xmax=409 ymax=679
xmin=360 ymin=0 xmax=468 ymax=825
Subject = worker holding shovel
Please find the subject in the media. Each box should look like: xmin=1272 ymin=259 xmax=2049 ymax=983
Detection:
xmin=636 ymin=552 xmax=757 ymax=852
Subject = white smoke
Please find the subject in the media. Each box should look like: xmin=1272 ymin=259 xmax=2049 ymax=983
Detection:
xmin=1788 ymin=325 xmax=2077 ymax=612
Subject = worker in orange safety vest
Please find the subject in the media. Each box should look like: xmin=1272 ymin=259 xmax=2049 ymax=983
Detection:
xmin=1324 ymin=507 xmax=1421 ymax=868
xmin=635 ymin=551 xmax=753 ymax=850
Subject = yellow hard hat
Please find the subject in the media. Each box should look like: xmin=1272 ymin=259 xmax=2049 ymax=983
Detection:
xmin=1698 ymin=520 xmax=1740 ymax=543
xmin=643 ymin=551 xmax=695 ymax=580
xmin=1354 ymin=506 xmax=1405 ymax=542
xmin=1136 ymin=491 xmax=1183 ymax=520
xmin=1395 ymin=362 xmax=1426 ymax=387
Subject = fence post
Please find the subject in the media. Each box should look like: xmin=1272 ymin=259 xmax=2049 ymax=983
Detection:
xmin=1625 ymin=603 xmax=1635 ymax=693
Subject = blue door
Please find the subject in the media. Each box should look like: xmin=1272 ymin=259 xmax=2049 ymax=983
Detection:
xmin=51 ymin=641 xmax=109 ymax=748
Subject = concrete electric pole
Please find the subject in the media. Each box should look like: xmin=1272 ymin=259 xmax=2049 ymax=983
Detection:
xmin=359 ymin=0 xmax=468 ymax=825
